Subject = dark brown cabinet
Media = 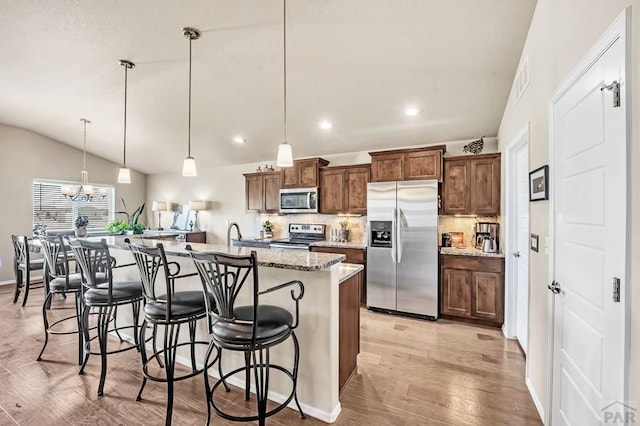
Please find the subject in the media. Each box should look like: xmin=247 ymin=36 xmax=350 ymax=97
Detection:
xmin=243 ymin=171 xmax=281 ymax=213
xmin=369 ymin=146 xmax=445 ymax=182
xmin=442 ymin=153 xmax=501 ymax=215
xmin=440 ymin=254 xmax=504 ymax=326
xmin=280 ymin=158 xmax=329 ymax=189
xmin=339 ymin=269 xmax=361 ymax=392
xmin=319 ymin=164 xmax=370 ymax=215
xmin=310 ymin=246 xmax=367 ymax=305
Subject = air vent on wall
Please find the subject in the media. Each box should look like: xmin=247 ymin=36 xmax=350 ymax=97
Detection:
xmin=514 ymin=55 xmax=530 ymax=104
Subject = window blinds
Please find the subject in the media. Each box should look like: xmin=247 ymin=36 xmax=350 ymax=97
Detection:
xmin=32 ymin=180 xmax=114 ymax=231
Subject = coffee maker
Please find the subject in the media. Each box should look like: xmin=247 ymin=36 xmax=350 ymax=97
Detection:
xmin=474 ymin=222 xmax=499 ymax=252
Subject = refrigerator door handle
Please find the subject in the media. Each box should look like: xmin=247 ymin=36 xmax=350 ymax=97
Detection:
xmin=397 ymin=208 xmax=404 ymax=262
xmin=391 ymin=208 xmax=397 ymax=263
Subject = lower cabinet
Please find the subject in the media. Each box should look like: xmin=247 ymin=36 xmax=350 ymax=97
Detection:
xmin=440 ymin=255 xmax=504 ymax=326
xmin=310 ymin=246 xmax=367 ymax=305
xmin=339 ymin=269 xmax=361 ymax=393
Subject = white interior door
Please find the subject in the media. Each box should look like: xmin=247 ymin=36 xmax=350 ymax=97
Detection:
xmin=514 ymin=141 xmax=529 ymax=354
xmin=550 ymin=16 xmax=627 ymax=425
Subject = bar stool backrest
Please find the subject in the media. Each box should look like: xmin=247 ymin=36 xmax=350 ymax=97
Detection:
xmin=68 ymin=238 xmax=114 ymax=300
xmin=11 ymin=235 xmax=29 ymax=268
xmin=39 ymin=235 xmax=73 ymax=290
xmin=187 ymin=247 xmax=259 ymax=342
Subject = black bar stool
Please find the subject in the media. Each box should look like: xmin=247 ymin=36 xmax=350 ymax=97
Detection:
xmin=127 ymin=240 xmax=221 ymax=426
xmin=37 ymin=235 xmax=84 ymax=364
xmin=68 ymin=238 xmax=144 ymax=396
xmin=11 ymin=235 xmax=45 ymax=306
xmin=187 ymin=246 xmax=306 ymax=426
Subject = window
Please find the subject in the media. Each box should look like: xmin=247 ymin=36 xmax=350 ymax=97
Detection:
xmin=33 ymin=179 xmax=114 ymax=231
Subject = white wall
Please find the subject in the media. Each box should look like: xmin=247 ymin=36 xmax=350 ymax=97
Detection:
xmin=0 ymin=124 xmax=147 ymax=282
xmin=497 ymin=0 xmax=640 ymax=417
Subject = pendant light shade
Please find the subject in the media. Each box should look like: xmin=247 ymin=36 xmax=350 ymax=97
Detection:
xmin=117 ymin=167 xmax=131 ymax=183
xmin=182 ymin=27 xmax=200 ymax=177
xmin=276 ymin=143 xmax=293 ymax=167
xmin=275 ymin=0 xmax=294 ymax=167
xmin=182 ymin=156 xmax=197 ymax=177
xmin=118 ymin=59 xmax=135 ymax=184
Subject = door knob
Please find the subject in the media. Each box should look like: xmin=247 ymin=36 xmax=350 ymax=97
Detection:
xmin=548 ymin=280 xmax=561 ymax=294
xmin=513 ymin=251 xmax=520 ymax=258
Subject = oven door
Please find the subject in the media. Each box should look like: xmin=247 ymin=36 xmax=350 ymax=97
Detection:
xmin=279 ymin=188 xmax=318 ymax=214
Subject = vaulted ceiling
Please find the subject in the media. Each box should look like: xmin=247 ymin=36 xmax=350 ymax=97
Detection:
xmin=0 ymin=0 xmax=536 ymax=174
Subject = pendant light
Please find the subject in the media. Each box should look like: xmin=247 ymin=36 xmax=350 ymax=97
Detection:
xmin=117 ymin=59 xmax=135 ymax=184
xmin=182 ymin=27 xmax=200 ymax=177
xmin=61 ymin=118 xmax=108 ymax=201
xmin=276 ymin=0 xmax=294 ymax=167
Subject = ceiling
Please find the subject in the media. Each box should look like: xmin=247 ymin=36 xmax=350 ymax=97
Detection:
xmin=0 ymin=0 xmax=536 ymax=175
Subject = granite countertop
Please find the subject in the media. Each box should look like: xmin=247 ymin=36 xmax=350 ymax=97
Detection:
xmin=309 ymin=241 xmax=368 ymax=250
xmin=89 ymin=236 xmax=346 ymax=271
xmin=337 ymin=263 xmax=364 ymax=283
xmin=440 ymin=246 xmax=506 ymax=258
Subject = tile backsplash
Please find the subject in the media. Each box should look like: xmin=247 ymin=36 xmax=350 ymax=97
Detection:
xmin=255 ymin=214 xmax=367 ymax=243
xmin=438 ymin=216 xmax=500 ymax=248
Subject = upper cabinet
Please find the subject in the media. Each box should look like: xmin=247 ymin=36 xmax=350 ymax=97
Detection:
xmin=442 ymin=153 xmax=501 ymax=216
xmin=319 ymin=164 xmax=370 ymax=215
xmin=369 ymin=146 xmax=445 ymax=182
xmin=281 ymin=158 xmax=330 ymax=189
xmin=244 ymin=171 xmax=281 ymax=213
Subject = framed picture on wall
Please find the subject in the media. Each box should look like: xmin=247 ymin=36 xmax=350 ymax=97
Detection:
xmin=529 ymin=165 xmax=549 ymax=201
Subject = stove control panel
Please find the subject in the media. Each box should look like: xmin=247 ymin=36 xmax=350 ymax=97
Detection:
xmin=288 ymin=223 xmax=326 ymax=237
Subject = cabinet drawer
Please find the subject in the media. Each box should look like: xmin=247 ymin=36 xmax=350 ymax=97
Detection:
xmin=440 ymin=255 xmax=504 ymax=273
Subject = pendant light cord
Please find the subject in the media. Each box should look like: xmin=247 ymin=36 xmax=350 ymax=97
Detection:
xmin=283 ymin=0 xmax=287 ymax=144
xmin=81 ymin=118 xmax=88 ymax=169
xmin=123 ymin=65 xmax=128 ymax=167
xmin=188 ymin=35 xmax=193 ymax=157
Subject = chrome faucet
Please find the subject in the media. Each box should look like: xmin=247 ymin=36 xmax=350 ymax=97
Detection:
xmin=226 ymin=222 xmax=242 ymax=247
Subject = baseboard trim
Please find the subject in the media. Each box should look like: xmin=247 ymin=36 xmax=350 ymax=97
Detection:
xmin=526 ymin=377 xmax=545 ymax=423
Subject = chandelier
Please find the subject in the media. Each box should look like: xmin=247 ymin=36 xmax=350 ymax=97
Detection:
xmin=61 ymin=118 xmax=108 ymax=202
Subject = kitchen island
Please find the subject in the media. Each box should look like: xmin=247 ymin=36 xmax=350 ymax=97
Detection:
xmin=94 ymin=236 xmax=356 ymax=423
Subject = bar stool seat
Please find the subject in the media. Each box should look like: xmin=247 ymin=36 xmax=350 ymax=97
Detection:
xmin=84 ymin=281 xmax=143 ymax=304
xmin=48 ymin=273 xmax=83 ymax=291
xmin=213 ymin=305 xmax=293 ymax=349
xmin=145 ymin=291 xmax=215 ymax=321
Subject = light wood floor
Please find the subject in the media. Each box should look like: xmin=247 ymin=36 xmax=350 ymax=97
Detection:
xmin=0 ymin=285 xmax=541 ymax=425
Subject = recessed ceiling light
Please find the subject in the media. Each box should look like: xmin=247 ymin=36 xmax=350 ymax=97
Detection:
xmin=319 ymin=120 xmax=333 ymax=130
xmin=233 ymin=136 xmax=246 ymax=144
xmin=404 ymin=106 xmax=421 ymax=116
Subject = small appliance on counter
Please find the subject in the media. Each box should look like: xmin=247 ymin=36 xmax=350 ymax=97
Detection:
xmin=475 ymin=222 xmax=499 ymax=252
xmin=441 ymin=233 xmax=452 ymax=247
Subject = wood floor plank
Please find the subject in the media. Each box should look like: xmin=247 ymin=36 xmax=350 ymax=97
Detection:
xmin=0 ymin=285 xmax=541 ymax=425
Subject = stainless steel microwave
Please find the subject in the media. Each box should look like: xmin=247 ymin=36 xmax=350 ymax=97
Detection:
xmin=279 ymin=187 xmax=318 ymax=214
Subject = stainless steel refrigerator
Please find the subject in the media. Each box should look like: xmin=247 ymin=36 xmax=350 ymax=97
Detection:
xmin=366 ymin=180 xmax=439 ymax=319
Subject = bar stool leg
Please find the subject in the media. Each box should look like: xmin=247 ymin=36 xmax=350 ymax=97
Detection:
xmin=97 ymin=306 xmax=114 ymax=396
xmin=75 ymin=293 xmax=83 ymax=365
xmin=291 ymin=331 xmax=305 ymax=418
xmin=164 ymin=322 xmax=181 ymax=426
xmin=136 ymin=319 xmax=149 ymax=401
xmin=36 ymin=292 xmax=53 ymax=361
xmin=244 ymin=351 xmax=251 ymax=401
xmin=79 ymin=305 xmax=91 ymax=374
xmin=21 ymin=267 xmax=31 ymax=307
xmin=12 ymin=267 xmax=22 ymax=304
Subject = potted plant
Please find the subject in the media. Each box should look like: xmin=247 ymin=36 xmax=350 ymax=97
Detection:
xmin=75 ymin=215 xmax=89 ymax=237
xmin=261 ymin=219 xmax=274 ymax=238
xmin=105 ymin=198 xmax=146 ymax=235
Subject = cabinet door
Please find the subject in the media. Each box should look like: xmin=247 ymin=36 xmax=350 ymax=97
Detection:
xmin=263 ymin=173 xmax=281 ymax=213
xmin=442 ymin=159 xmax=470 ymax=215
xmin=298 ymin=159 xmax=319 ymax=187
xmin=319 ymin=169 xmax=345 ymax=214
xmin=281 ymin=167 xmax=297 ymax=188
xmin=245 ymin=175 xmax=264 ymax=212
xmin=344 ymin=167 xmax=369 ymax=214
xmin=371 ymin=154 xmax=403 ymax=182
xmin=470 ymin=271 xmax=504 ymax=323
xmin=441 ymin=268 xmax=471 ymax=317
xmin=470 ymin=156 xmax=501 ymax=215
xmin=404 ymin=150 xmax=443 ymax=181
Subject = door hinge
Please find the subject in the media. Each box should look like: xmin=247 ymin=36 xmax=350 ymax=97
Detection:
xmin=613 ymin=277 xmax=621 ymax=302
xmin=601 ymin=80 xmax=621 ymax=108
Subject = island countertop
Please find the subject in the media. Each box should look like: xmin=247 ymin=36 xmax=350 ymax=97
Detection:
xmin=88 ymin=236 xmax=346 ymax=272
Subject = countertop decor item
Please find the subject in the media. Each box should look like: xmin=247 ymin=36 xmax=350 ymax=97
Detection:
xmin=74 ymin=215 xmax=89 ymax=237
xmin=275 ymin=0 xmax=294 ymax=167
xmin=117 ymin=59 xmax=134 ymax=184
xmin=181 ymin=27 xmax=201 ymax=177
xmin=61 ymin=119 xmax=108 ymax=202
xmin=261 ymin=219 xmax=274 ymax=238
xmin=152 ymin=201 xmax=168 ymax=230
xmin=188 ymin=200 xmax=207 ymax=231
xmin=106 ymin=197 xmax=146 ymax=234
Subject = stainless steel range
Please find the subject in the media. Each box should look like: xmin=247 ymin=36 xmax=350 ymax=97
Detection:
xmin=269 ymin=223 xmax=326 ymax=250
